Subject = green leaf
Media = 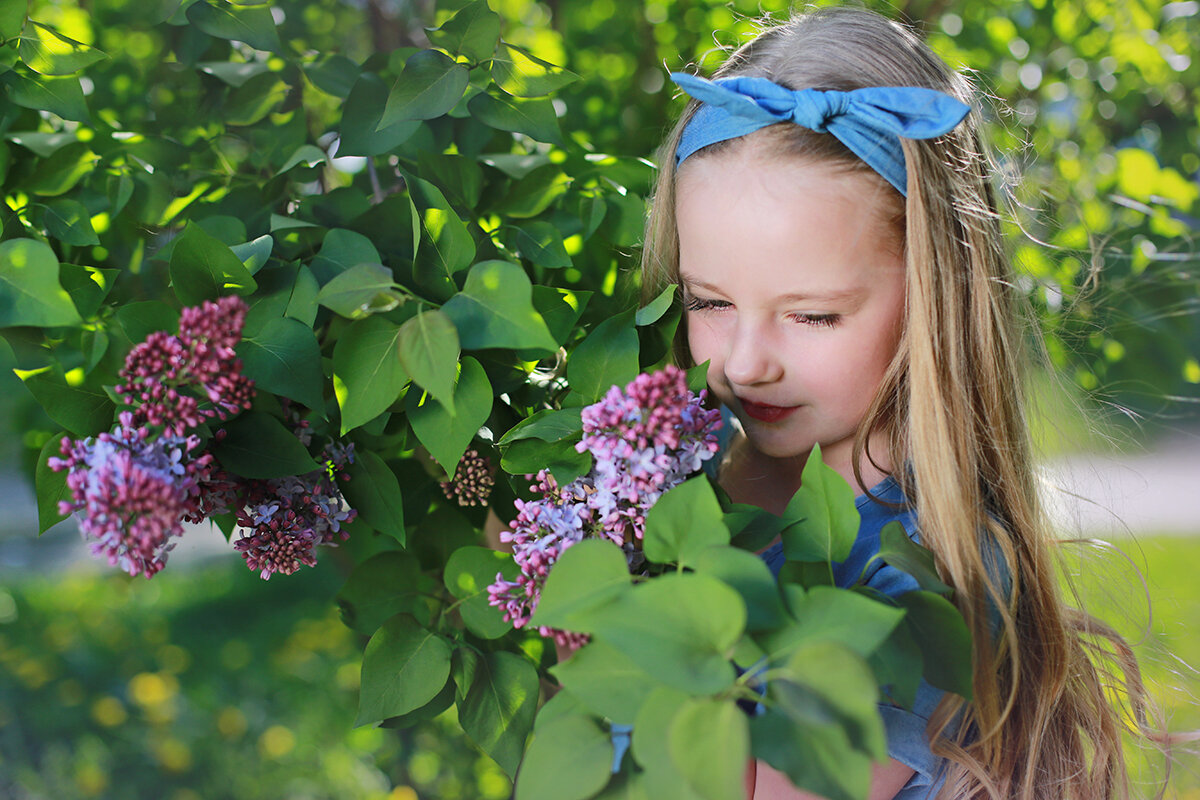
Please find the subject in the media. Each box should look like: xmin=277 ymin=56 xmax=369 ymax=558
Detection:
xmin=668 ymin=698 xmax=748 ymax=800
xmin=875 ymin=521 xmax=953 ymax=596
xmin=3 ymin=71 xmax=89 ymax=121
xmin=467 ymin=91 xmax=562 ymax=146
xmin=0 ymin=1 xmax=26 ymax=40
xmin=749 ymin=712 xmax=870 ymax=800
xmin=341 ymin=450 xmax=406 ymax=545
xmin=116 ymin=300 xmax=178 ymax=344
xmin=169 ymin=223 xmax=257 ymax=305
xmin=35 ymin=432 xmax=71 ymax=535
xmin=6 ymin=131 xmax=78 ymax=157
xmin=515 ymin=221 xmax=571 ymax=268
xmin=491 ymin=41 xmax=578 ymax=97
xmin=23 ymin=141 xmax=95 ymax=195
xmin=18 ymin=21 xmax=107 ymax=75
xmin=426 ymin=0 xmax=500 ymax=64
xmin=642 ymin=477 xmax=730 ymax=567
xmin=499 ymin=437 xmax=590 ymax=484
xmin=726 ymin=504 xmax=787 ymax=554
xmin=693 ymin=546 xmax=788 ymax=632
xmin=41 ymin=198 xmax=98 ymax=246
xmin=496 ymin=163 xmax=571 ymax=219
xmin=532 ymin=285 xmax=588 ymax=345
xmin=275 ymin=143 xmax=327 ymax=175
xmin=780 ymin=444 xmax=859 ymax=563
xmin=107 ymin=172 xmax=133 ymax=216
xmin=332 ymin=316 xmax=410 ymax=435
xmin=223 ymin=71 xmax=287 ymax=126
xmin=236 ymin=317 xmax=325 ymax=413
xmin=0 ymin=238 xmax=81 ymax=327
xmin=636 ymin=285 xmax=677 ymax=326
xmin=20 ymin=369 xmax=113 ymax=436
xmin=338 ymin=72 xmax=419 ymax=157
xmin=355 ymin=614 xmax=452 ymax=726
xmin=315 ymin=263 xmax=403 ymax=319
xmin=336 ymin=550 xmax=427 ymax=635
xmin=868 ymin=622 xmax=922 ymax=711
xmin=497 ymin=407 xmax=582 ymax=445
xmin=515 ymin=713 xmax=612 ymax=800
xmin=285 ymin=265 xmax=319 ymax=327
xmin=229 ymin=234 xmax=273 ymax=275
xmin=302 ymin=53 xmax=359 ymax=99
xmin=186 ymin=0 xmax=283 ymax=53
xmin=407 ymin=356 xmax=492 ymax=479
xmin=441 ymin=261 xmax=557 ymax=352
xmin=210 ymin=411 xmax=320 ymax=479
xmin=198 ymin=60 xmax=272 ymax=87
xmin=776 ymin=641 xmax=886 ymax=761
xmin=443 ymin=546 xmax=519 ymax=639
xmin=567 ymin=310 xmax=638 ymax=402
xmin=59 ymin=264 xmax=115 ymax=320
xmin=528 ymin=538 xmax=631 ymax=632
xmin=379 ymin=49 xmax=469 ymax=129
xmin=457 ymin=650 xmax=539 ymax=777
xmin=586 ymin=573 xmax=743 ymax=695
xmin=395 ymin=308 xmax=460 ymax=412
xmin=631 ymin=687 xmax=705 ymax=800
xmin=758 ymin=585 xmax=904 ymax=662
xmin=550 ymin=638 xmax=658 ymax=725
xmin=409 ymin=174 xmax=476 ymax=278
xmin=897 ymin=591 xmax=973 ymax=699
xmin=310 ymin=228 xmax=382 ymax=285
xmin=416 ymin=152 xmax=483 ymax=211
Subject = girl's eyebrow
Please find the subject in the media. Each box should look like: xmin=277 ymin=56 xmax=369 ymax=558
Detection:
xmin=679 ymin=274 xmax=866 ymax=303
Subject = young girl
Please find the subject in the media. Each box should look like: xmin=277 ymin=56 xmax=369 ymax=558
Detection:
xmin=640 ymin=6 xmax=1157 ymax=799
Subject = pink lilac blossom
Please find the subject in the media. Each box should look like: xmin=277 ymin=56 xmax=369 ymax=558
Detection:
xmin=487 ymin=365 xmax=722 ymax=647
xmin=49 ymin=412 xmax=223 ymax=579
xmin=230 ymin=440 xmax=357 ymax=579
xmin=440 ymin=449 xmax=495 ymax=507
xmin=115 ymin=296 xmax=254 ymax=436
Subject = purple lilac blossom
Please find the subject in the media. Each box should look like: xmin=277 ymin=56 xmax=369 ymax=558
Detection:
xmin=230 ymin=440 xmax=357 ymax=579
xmin=487 ymin=365 xmax=722 ymax=646
xmin=115 ymin=296 xmax=254 ymax=436
xmin=49 ymin=412 xmax=222 ymax=579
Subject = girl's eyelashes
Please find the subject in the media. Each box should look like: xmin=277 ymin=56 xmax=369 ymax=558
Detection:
xmin=683 ymin=296 xmax=730 ymax=312
xmin=683 ymin=295 xmax=842 ymax=328
xmin=788 ymin=312 xmax=841 ymax=328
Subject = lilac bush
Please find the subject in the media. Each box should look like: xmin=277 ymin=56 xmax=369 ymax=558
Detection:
xmin=487 ymin=366 xmax=723 ymax=645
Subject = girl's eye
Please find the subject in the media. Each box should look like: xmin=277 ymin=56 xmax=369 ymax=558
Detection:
xmin=789 ymin=313 xmax=841 ymax=328
xmin=684 ymin=296 xmax=730 ymax=312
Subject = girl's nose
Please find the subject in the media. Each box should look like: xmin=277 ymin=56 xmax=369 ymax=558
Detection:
xmin=723 ymin=319 xmax=783 ymax=387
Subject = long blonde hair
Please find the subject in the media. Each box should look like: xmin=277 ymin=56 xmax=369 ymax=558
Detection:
xmin=642 ymin=7 xmax=1163 ymax=798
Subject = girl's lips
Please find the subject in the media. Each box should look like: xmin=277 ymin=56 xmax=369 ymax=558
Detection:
xmin=739 ymin=399 xmax=798 ymax=423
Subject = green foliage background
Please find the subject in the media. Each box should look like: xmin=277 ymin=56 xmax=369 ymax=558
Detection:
xmin=1 ymin=0 xmax=1198 ymax=797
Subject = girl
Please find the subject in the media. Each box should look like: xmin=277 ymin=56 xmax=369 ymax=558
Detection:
xmin=640 ymin=6 xmax=1158 ymax=799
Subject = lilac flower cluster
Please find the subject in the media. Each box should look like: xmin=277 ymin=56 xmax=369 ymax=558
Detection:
xmin=52 ymin=298 xmax=358 ymax=581
xmin=49 ymin=412 xmax=222 ymax=579
xmin=115 ymin=296 xmax=254 ymax=436
xmin=440 ymin=449 xmax=494 ymax=507
xmin=230 ymin=439 xmax=357 ymax=580
xmin=487 ymin=366 xmax=722 ymax=646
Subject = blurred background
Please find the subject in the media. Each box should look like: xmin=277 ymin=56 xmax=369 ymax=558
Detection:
xmin=2 ymin=0 xmax=1199 ymax=797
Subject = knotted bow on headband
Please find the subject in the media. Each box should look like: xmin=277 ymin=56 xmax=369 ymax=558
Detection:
xmin=671 ymin=72 xmax=970 ymax=196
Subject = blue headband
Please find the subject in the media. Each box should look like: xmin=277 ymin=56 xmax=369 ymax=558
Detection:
xmin=672 ymin=72 xmax=970 ymax=196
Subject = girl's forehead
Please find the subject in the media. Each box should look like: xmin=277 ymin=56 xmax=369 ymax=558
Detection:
xmin=675 ymin=152 xmax=905 ymax=294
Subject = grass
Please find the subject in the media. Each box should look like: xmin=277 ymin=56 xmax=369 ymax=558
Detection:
xmin=1058 ymin=535 xmax=1200 ymax=796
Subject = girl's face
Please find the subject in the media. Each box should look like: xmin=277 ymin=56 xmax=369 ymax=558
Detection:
xmin=676 ymin=151 xmax=906 ymax=484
